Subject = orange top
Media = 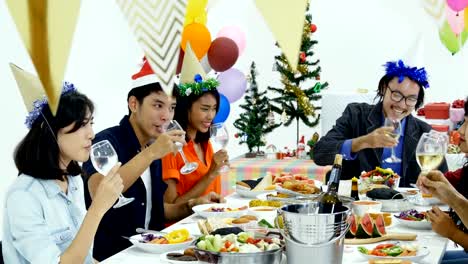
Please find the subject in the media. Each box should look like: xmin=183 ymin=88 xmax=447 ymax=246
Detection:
xmin=162 ymin=140 xmax=221 ymax=196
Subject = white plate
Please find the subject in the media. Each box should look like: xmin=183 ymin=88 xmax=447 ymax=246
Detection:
xmin=192 ymin=203 xmax=248 ymax=218
xmin=160 ymin=250 xmax=199 ymax=263
xmin=129 ymin=234 xmax=194 ymax=254
xmin=358 ymin=246 xmax=430 ymax=262
xmin=394 ymin=217 xmax=432 ymax=230
xmin=236 ymin=185 xmax=276 ymax=198
xmin=274 ymin=185 xmax=320 ymax=198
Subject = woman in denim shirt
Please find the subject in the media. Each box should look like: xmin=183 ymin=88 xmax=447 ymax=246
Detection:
xmin=2 ymin=79 xmax=123 ymax=264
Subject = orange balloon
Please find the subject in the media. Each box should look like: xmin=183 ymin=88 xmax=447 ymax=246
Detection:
xmin=181 ymin=23 xmax=211 ymax=59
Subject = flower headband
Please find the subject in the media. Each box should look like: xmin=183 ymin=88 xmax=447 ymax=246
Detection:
xmin=178 ymin=74 xmax=219 ymax=97
xmin=25 ymin=82 xmax=77 ymax=129
xmin=384 ymin=60 xmax=429 ymax=89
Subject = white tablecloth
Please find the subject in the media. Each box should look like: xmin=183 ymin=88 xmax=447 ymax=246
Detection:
xmin=102 ymin=184 xmax=451 ymax=264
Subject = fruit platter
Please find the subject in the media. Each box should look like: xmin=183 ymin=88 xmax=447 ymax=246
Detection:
xmin=394 ymin=210 xmax=432 ymax=230
xmin=360 ymin=167 xmax=400 ymax=189
xmin=357 ymin=243 xmax=429 ymax=262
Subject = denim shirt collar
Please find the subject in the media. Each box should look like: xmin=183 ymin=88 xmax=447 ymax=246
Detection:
xmin=40 ymin=175 xmax=78 ymax=198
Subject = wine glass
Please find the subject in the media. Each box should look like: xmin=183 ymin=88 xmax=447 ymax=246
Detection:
xmin=415 ymin=132 xmax=447 ymax=174
xmin=163 ymin=120 xmax=199 ymax=175
xmin=210 ymin=123 xmax=229 ymax=173
xmin=90 ymin=140 xmax=134 ymax=208
xmin=383 ymin=118 xmax=402 ymax=163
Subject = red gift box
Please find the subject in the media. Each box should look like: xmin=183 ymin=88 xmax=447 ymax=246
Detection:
xmin=424 ymin=103 xmax=450 ymax=119
xmin=431 ymin=124 xmax=449 ymax=132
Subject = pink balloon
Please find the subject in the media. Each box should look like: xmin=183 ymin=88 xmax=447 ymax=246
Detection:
xmin=446 ymin=0 xmax=468 ymax=12
xmin=217 ymin=68 xmax=247 ymax=103
xmin=446 ymin=3 xmax=465 ymax=35
xmin=216 ymin=26 xmax=247 ymax=55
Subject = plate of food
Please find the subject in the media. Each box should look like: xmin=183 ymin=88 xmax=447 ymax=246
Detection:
xmin=160 ymin=249 xmax=199 ymax=263
xmin=129 ymin=229 xmax=195 ymax=254
xmin=360 ymin=167 xmax=400 ymax=189
xmin=192 ymin=203 xmax=248 ymax=219
xmin=394 ymin=210 xmax=432 ymax=230
xmin=357 ymin=243 xmax=429 ymax=262
xmin=274 ymin=178 xmax=321 ymax=197
xmin=236 ymin=173 xmax=276 ymax=198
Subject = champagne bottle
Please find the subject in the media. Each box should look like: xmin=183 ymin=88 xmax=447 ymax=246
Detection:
xmin=351 ymin=177 xmax=359 ymax=201
xmin=318 ymin=154 xmax=343 ymax=214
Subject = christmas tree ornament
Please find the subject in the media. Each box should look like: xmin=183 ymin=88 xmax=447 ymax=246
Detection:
xmin=267 ymin=110 xmax=275 ymax=125
xmin=281 ymin=109 xmax=288 ymax=123
xmin=310 ymin=24 xmax=317 ymax=33
xmin=299 ymin=52 xmax=306 ymax=62
xmin=315 ymin=75 xmax=320 ymax=80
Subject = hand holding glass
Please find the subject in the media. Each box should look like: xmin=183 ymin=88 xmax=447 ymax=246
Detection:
xmin=416 ymin=132 xmax=447 ymax=173
xmin=383 ymin=118 xmax=402 ymax=163
xmin=210 ymin=123 xmax=229 ymax=173
xmin=163 ymin=120 xmax=198 ymax=174
xmin=90 ymin=140 xmax=134 ymax=208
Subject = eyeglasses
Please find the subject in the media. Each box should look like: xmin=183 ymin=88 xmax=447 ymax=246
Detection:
xmin=387 ymin=87 xmax=418 ymax=107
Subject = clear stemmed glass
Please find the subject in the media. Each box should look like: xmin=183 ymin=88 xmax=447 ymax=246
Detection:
xmin=415 ymin=132 xmax=447 ymax=174
xmin=90 ymin=140 xmax=134 ymax=208
xmin=210 ymin=123 xmax=230 ymax=173
xmin=164 ymin=120 xmax=199 ymax=175
xmin=383 ymin=118 xmax=402 ymax=163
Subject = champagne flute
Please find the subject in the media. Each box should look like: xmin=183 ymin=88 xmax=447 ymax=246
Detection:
xmin=210 ymin=123 xmax=230 ymax=173
xmin=163 ymin=120 xmax=199 ymax=175
xmin=90 ymin=140 xmax=134 ymax=208
xmin=383 ymin=118 xmax=402 ymax=163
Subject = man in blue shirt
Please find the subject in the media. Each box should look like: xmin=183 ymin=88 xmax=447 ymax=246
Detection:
xmin=314 ymin=59 xmax=448 ymax=187
xmin=82 ymin=60 xmax=224 ymax=261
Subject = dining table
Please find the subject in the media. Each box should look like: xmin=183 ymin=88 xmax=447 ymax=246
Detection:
xmin=102 ymin=181 xmax=455 ymax=264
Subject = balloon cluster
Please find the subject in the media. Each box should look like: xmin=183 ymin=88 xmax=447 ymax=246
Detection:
xmin=440 ymin=0 xmax=468 ymax=54
xmin=177 ymin=0 xmax=248 ymax=123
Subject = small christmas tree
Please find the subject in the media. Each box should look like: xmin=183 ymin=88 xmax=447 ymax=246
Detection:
xmin=267 ymin=4 xmax=328 ymax=144
xmin=234 ymin=62 xmax=281 ymax=155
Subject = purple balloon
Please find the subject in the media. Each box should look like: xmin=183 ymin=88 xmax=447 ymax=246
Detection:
xmin=217 ymin=68 xmax=247 ymax=103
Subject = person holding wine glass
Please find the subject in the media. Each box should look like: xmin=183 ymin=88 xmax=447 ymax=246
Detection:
xmin=82 ymin=57 xmax=225 ymax=261
xmin=416 ymin=97 xmax=468 ymax=262
xmin=314 ymin=41 xmax=448 ymax=186
xmin=3 ymin=67 xmax=123 ymax=264
xmin=162 ymin=48 xmax=228 ymax=205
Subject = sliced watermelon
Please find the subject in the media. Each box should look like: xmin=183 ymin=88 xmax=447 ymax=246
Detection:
xmin=355 ymin=213 xmax=374 ymax=239
xmin=372 ymin=214 xmax=386 ymax=237
xmin=346 ymin=214 xmax=358 ymax=238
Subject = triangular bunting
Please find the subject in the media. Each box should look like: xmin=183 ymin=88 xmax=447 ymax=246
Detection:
xmin=116 ymin=0 xmax=187 ymax=95
xmin=255 ymin=0 xmax=308 ymax=71
xmin=6 ymin=0 xmax=81 ymax=115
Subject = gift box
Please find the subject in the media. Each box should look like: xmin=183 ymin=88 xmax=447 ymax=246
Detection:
xmin=424 ymin=103 xmax=450 ymax=119
xmin=431 ymin=124 xmax=449 ymax=132
xmin=450 ymin=108 xmax=465 ymax=123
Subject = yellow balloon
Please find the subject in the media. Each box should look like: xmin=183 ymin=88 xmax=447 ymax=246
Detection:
xmin=184 ymin=0 xmax=207 ymax=25
xmin=184 ymin=12 xmax=207 ymax=26
xmin=465 ymin=8 xmax=468 ymax=31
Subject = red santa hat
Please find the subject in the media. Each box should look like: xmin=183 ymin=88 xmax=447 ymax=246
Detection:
xmin=131 ymin=57 xmax=160 ymax=88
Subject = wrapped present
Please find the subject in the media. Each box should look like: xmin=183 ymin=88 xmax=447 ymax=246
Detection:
xmin=424 ymin=102 xmax=450 ymax=119
xmin=431 ymin=124 xmax=449 ymax=132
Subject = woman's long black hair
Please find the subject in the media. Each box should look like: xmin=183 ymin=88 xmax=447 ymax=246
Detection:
xmin=14 ymin=90 xmax=94 ymax=180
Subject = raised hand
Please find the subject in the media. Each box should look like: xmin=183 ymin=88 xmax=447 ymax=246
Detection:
xmin=90 ymin=162 xmax=123 ymax=215
xmin=148 ymin=129 xmax=186 ymax=159
xmin=209 ymin=149 xmax=229 ymax=174
xmin=364 ymin=127 xmax=399 ymax=149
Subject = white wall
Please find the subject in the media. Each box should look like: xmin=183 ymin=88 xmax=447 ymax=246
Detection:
xmin=1 ymin=0 xmax=467 ymax=238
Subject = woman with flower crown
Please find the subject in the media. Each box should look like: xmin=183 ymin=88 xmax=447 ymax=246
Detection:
xmin=2 ymin=68 xmax=123 ymax=264
xmin=162 ymin=47 xmax=229 ymax=205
